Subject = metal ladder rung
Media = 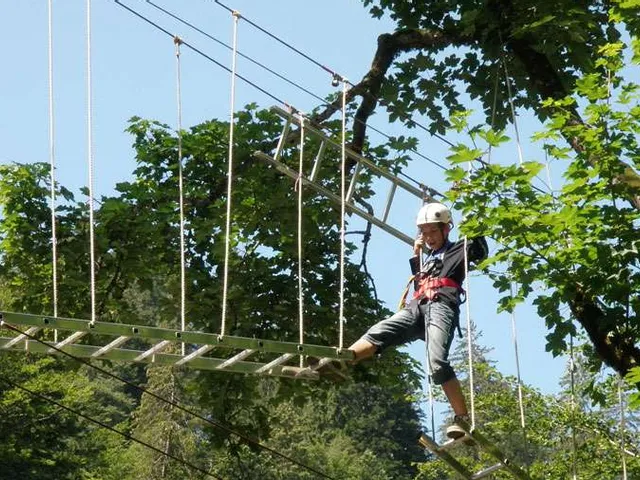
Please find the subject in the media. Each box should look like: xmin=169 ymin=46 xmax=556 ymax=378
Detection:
xmin=255 ymin=353 xmax=295 ymax=374
xmin=309 ymin=357 xmax=334 ymax=371
xmin=273 ymin=116 xmax=291 ymax=161
xmin=216 ymin=349 xmax=255 ymax=370
xmin=471 ymin=463 xmax=504 ymax=479
xmin=418 ymin=433 xmax=471 ymax=479
xmin=382 ymin=183 xmax=397 ymax=223
xmin=437 ymin=435 xmax=474 ymax=452
xmin=175 ymin=344 xmax=214 ymax=366
xmin=271 ymin=105 xmax=438 ymax=199
xmin=309 ymin=140 xmax=327 ymax=182
xmin=254 ymin=151 xmax=414 ymax=246
xmin=456 ymin=419 xmax=531 ymax=480
xmin=134 ymin=340 xmax=172 ymax=362
xmin=91 ymin=336 xmax=130 ymax=358
xmin=345 ymin=162 xmax=362 ymax=202
xmin=49 ymin=331 xmax=87 ymax=353
xmin=1 ymin=326 xmax=41 ymax=349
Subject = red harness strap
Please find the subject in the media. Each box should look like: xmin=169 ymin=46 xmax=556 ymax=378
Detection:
xmin=413 ymin=276 xmax=462 ymax=302
xmin=397 ymin=275 xmax=465 ymax=310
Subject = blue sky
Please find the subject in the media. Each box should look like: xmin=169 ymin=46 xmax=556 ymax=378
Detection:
xmin=1 ymin=0 xmax=572 ymax=423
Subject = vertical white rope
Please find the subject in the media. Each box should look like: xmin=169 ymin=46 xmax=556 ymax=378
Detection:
xmin=338 ymin=80 xmax=348 ymax=349
xmin=487 ymin=68 xmax=500 ymax=164
xmin=48 ymin=0 xmax=58 ymax=341
xmin=86 ymin=0 xmax=97 ymax=324
xmin=417 ymin=229 xmax=437 ymax=437
xmin=462 ymin=236 xmax=475 ymax=427
xmin=220 ymin=11 xmax=240 ymax=337
xmin=569 ymin=335 xmax=578 ymax=480
xmin=424 ymin=322 xmax=437 ymax=439
xmin=175 ymin=36 xmax=186 ymax=356
xmin=503 ymin=59 xmax=524 ymax=166
xmin=509 ymin=282 xmax=526 ymax=429
xmin=297 ymin=114 xmax=305 ymax=366
xmin=618 ymin=376 xmax=628 ymax=480
xmin=462 ymin=157 xmax=476 ymax=427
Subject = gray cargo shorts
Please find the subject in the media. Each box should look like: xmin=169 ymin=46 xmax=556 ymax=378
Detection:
xmin=360 ymin=301 xmax=459 ymax=385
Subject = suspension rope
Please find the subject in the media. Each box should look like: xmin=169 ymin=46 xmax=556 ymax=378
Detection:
xmin=297 ymin=112 xmax=305 ymax=365
xmin=175 ymin=36 xmax=187 ymax=355
xmin=502 ymin=59 xmax=524 ymax=167
xmin=48 ymin=0 xmax=59 ymax=341
xmin=417 ymin=196 xmax=437 ymax=438
xmin=2 ymin=323 xmax=336 ymax=480
xmin=338 ymin=80 xmax=347 ymax=349
xmin=509 ymin=280 xmax=530 ymax=466
xmin=148 ymin=1 xmax=326 ymax=106
xmin=86 ymin=0 xmax=97 ymax=324
xmin=462 ymin=236 xmax=476 ymax=427
xmin=461 ymin=155 xmax=477 ymax=426
xmin=220 ymin=10 xmax=240 ymax=337
xmin=618 ymin=376 xmax=628 ymax=480
xmin=424 ymin=310 xmax=437 ymax=439
xmin=486 ymin=66 xmax=501 ymax=164
xmin=210 ymin=0 xmax=457 ymax=151
xmin=502 ymin=57 xmax=553 ymax=197
xmin=114 ymin=1 xmax=287 ymax=107
xmin=569 ymin=334 xmax=578 ymax=480
xmin=118 ymin=1 xmax=448 ymax=180
xmin=150 ymin=0 xmax=446 ymax=172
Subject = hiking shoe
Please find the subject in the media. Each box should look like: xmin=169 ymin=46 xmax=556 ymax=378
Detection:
xmin=446 ymin=414 xmax=471 ymax=440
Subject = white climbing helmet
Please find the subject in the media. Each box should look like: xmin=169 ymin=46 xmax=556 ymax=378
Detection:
xmin=416 ymin=202 xmax=452 ymax=226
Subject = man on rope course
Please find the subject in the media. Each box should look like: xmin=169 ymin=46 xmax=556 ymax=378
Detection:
xmin=342 ymin=202 xmax=488 ymax=440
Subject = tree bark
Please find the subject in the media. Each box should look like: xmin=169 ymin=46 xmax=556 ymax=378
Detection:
xmin=568 ymin=286 xmax=640 ymax=378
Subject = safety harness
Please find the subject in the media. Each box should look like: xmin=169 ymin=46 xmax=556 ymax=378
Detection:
xmin=397 ymin=275 xmax=465 ymax=310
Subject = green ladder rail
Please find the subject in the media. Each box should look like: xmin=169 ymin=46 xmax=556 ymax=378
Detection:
xmin=0 ymin=312 xmax=354 ymax=380
xmin=418 ymin=419 xmax=532 ymax=480
xmin=254 ymin=105 xmax=443 ymax=247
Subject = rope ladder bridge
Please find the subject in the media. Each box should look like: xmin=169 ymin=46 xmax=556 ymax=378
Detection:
xmin=0 ymin=2 xmax=538 ymax=478
xmin=0 ymin=103 xmax=533 ymax=480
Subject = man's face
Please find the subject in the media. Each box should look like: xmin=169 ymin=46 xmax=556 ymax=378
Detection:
xmin=418 ymin=223 xmax=445 ymax=250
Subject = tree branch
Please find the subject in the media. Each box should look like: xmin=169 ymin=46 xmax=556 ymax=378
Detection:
xmin=311 ymin=28 xmax=467 ymax=154
xmin=568 ymin=285 xmax=640 ymax=378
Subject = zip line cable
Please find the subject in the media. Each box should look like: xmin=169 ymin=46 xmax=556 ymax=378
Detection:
xmin=47 ymin=0 xmax=59 ymax=342
xmin=175 ymin=35 xmax=187 ymax=355
xmin=147 ymin=0 xmax=327 ymax=106
xmin=211 ymin=0 xmax=457 ymax=151
xmin=144 ymin=0 xmax=447 ymax=175
xmin=87 ymin=0 xmax=97 ymax=325
xmin=114 ymin=1 xmax=287 ymax=107
xmin=212 ymin=0 xmax=335 ymax=76
xmin=0 ymin=374 xmax=226 ymax=480
xmin=1 ymin=323 xmax=337 ymax=480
